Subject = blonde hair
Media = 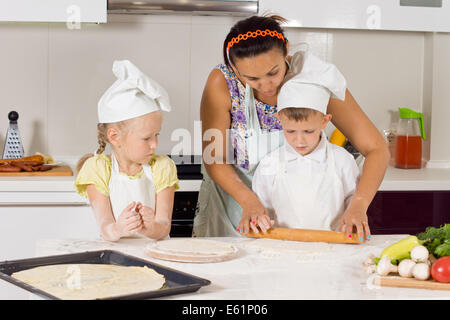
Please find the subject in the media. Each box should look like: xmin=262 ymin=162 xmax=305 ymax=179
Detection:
xmin=76 ymin=121 xmax=128 ymax=173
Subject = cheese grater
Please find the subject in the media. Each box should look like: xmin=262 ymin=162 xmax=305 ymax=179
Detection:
xmin=2 ymin=111 xmax=24 ymax=159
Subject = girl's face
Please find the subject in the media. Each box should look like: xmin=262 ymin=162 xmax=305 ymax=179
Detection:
xmin=116 ymin=111 xmax=162 ymax=165
xmin=232 ymin=47 xmax=288 ymax=97
xmin=279 ymin=111 xmax=331 ymax=156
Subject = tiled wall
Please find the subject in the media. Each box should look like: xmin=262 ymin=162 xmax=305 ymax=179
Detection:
xmin=0 ymin=14 xmax=448 ymax=163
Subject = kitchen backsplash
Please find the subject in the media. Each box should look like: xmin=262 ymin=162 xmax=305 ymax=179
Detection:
xmin=0 ymin=14 xmax=449 ymax=164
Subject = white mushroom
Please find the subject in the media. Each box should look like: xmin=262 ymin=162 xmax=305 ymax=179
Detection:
xmin=410 ymin=245 xmax=429 ymax=263
xmin=376 ymin=256 xmax=398 ymax=276
xmin=398 ymin=259 xmax=416 ymax=278
xmin=412 ymin=263 xmax=430 ymax=280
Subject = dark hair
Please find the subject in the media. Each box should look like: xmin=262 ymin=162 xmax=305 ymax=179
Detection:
xmin=279 ymin=108 xmax=322 ymax=122
xmin=223 ymin=15 xmax=288 ymax=69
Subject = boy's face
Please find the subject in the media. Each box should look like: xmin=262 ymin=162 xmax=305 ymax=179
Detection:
xmin=278 ymin=111 xmax=331 ymax=156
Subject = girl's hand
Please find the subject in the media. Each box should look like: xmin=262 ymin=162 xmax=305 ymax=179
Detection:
xmin=238 ymin=195 xmax=274 ymax=234
xmin=135 ymin=202 xmax=156 ymax=231
xmin=339 ymin=206 xmax=371 ymax=242
xmin=116 ymin=201 xmax=142 ymax=237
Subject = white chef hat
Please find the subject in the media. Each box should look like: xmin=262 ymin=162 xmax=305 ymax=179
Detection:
xmin=98 ymin=60 xmax=171 ymax=123
xmin=278 ymin=51 xmax=347 ymax=114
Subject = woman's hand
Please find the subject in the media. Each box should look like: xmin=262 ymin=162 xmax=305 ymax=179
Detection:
xmin=238 ymin=194 xmax=274 ymax=234
xmin=115 ymin=201 xmax=143 ymax=237
xmin=339 ymin=204 xmax=371 ymax=242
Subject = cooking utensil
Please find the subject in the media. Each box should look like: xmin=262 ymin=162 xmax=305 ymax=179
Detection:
xmin=0 ymin=165 xmax=72 ymax=176
xmin=245 ymin=227 xmax=363 ymax=244
xmin=2 ymin=111 xmax=24 ymax=159
xmin=0 ymin=250 xmax=211 ymax=300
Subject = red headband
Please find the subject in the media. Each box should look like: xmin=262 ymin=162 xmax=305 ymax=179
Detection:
xmin=227 ymin=29 xmax=286 ymax=51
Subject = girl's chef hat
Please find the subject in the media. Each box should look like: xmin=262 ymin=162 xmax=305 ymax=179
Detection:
xmin=277 ymin=51 xmax=347 ymax=114
xmin=98 ymin=60 xmax=171 ymax=123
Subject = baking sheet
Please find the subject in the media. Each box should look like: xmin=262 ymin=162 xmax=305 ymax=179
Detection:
xmin=0 ymin=250 xmax=211 ymax=300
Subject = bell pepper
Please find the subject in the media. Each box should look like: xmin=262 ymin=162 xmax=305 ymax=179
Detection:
xmin=379 ymin=235 xmax=424 ymax=265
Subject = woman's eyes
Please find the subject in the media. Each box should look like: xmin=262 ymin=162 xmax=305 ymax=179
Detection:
xmin=247 ymin=71 xmax=278 ymax=81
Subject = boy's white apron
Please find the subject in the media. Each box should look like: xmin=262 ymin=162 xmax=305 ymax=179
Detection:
xmin=109 ymin=153 xmax=155 ymax=237
xmin=270 ymin=134 xmax=345 ymax=231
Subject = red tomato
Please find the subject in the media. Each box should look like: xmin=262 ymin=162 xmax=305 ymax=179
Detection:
xmin=431 ymin=257 xmax=450 ymax=283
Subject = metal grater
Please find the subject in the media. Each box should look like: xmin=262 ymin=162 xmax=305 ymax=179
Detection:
xmin=2 ymin=111 xmax=24 ymax=159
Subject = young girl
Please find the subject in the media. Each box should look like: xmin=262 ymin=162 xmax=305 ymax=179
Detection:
xmin=75 ymin=60 xmax=179 ymax=242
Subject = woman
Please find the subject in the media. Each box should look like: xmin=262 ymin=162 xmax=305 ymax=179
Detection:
xmin=192 ymin=15 xmax=389 ymax=240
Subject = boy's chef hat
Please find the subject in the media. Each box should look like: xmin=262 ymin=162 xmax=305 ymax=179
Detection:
xmin=277 ymin=51 xmax=347 ymax=114
xmin=98 ymin=60 xmax=171 ymax=123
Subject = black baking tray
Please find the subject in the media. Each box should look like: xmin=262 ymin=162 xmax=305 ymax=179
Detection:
xmin=0 ymin=250 xmax=211 ymax=300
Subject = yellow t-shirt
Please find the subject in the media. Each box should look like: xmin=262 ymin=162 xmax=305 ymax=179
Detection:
xmin=74 ymin=154 xmax=179 ymax=199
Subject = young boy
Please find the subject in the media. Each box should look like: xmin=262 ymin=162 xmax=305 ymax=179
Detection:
xmin=252 ymin=73 xmax=360 ymax=232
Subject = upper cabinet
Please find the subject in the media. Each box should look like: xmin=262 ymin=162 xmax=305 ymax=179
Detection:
xmin=260 ymin=0 xmax=450 ymax=32
xmin=0 ymin=0 xmax=106 ymax=23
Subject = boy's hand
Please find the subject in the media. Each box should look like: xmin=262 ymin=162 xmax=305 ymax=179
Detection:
xmin=238 ymin=195 xmax=274 ymax=235
xmin=116 ymin=201 xmax=143 ymax=237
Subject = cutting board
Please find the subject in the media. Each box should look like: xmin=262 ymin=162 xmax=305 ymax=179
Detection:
xmin=375 ymin=276 xmax=450 ymax=290
xmin=0 ymin=165 xmax=73 ymax=176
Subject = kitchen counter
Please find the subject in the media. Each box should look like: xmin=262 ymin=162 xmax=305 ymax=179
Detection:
xmin=6 ymin=235 xmax=448 ymax=300
xmin=2 ymin=163 xmax=450 ymax=205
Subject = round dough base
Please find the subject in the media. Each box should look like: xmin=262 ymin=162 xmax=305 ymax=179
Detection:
xmin=145 ymin=239 xmax=238 ymax=263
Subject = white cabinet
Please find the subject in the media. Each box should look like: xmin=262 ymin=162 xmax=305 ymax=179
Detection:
xmin=260 ymin=0 xmax=450 ymax=32
xmin=0 ymin=0 xmax=106 ymax=23
xmin=0 ymin=204 xmax=98 ymax=299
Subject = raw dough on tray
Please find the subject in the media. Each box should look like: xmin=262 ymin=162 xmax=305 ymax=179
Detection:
xmin=12 ymin=264 xmax=165 ymax=300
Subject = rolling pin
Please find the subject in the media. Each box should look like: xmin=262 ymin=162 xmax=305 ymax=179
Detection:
xmin=245 ymin=227 xmax=363 ymax=244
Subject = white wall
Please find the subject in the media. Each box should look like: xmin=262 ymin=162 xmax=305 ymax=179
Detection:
xmin=0 ymin=14 xmax=448 ymax=163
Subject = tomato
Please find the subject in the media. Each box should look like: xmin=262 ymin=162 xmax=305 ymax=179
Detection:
xmin=431 ymin=256 xmax=450 ymax=283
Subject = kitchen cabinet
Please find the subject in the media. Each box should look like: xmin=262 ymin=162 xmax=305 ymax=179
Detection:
xmin=259 ymin=0 xmax=450 ymax=32
xmin=367 ymin=191 xmax=450 ymax=235
xmin=0 ymin=0 xmax=106 ymax=23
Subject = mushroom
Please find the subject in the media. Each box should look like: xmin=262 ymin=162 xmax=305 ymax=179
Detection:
xmin=410 ymin=245 xmax=429 ymax=263
xmin=398 ymin=259 xmax=416 ymax=278
xmin=412 ymin=263 xmax=430 ymax=280
xmin=376 ymin=256 xmax=398 ymax=276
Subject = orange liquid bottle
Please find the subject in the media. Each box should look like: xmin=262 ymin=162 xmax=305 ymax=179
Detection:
xmin=395 ymin=135 xmax=422 ymax=169
xmin=394 ymin=108 xmax=425 ymax=169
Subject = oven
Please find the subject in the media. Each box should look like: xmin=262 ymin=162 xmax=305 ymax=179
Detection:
xmin=168 ymin=155 xmax=202 ymax=237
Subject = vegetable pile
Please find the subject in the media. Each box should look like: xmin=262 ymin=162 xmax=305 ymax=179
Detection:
xmin=417 ymin=224 xmax=450 ymax=258
xmin=363 ymin=224 xmax=450 ymax=283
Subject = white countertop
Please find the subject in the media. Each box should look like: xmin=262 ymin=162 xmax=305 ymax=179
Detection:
xmin=12 ymin=235 xmax=449 ymax=299
xmin=1 ymin=161 xmax=450 ymax=205
xmin=1 ymin=165 xmax=450 ymax=193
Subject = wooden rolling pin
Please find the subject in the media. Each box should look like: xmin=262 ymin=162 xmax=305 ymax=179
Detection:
xmin=245 ymin=227 xmax=363 ymax=244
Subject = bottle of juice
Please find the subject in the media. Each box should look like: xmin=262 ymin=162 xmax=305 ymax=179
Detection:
xmin=395 ymin=108 xmax=426 ymax=169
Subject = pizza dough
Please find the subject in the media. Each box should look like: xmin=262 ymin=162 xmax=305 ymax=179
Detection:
xmin=145 ymin=238 xmax=238 ymax=263
xmin=242 ymin=238 xmax=333 ymax=261
xmin=11 ymin=264 xmax=165 ymax=300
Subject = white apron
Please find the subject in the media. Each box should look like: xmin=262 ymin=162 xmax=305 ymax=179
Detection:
xmin=270 ymin=134 xmax=345 ymax=231
xmin=245 ymin=84 xmax=285 ymax=174
xmin=109 ymin=153 xmax=156 ymax=237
